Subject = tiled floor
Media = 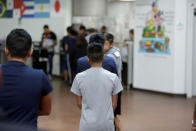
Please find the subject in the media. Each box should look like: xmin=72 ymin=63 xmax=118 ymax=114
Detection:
xmin=38 ymin=78 xmax=196 ymax=131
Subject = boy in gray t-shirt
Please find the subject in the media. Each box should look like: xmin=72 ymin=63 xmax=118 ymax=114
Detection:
xmin=71 ymin=41 xmax=123 ymax=131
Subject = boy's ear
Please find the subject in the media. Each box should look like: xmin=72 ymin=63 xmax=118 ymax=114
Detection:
xmin=4 ymin=48 xmax=10 ymax=57
xmin=86 ymin=57 xmax=90 ymax=62
xmin=103 ymin=55 xmax=106 ymax=60
xmin=27 ymin=49 xmax=33 ymax=58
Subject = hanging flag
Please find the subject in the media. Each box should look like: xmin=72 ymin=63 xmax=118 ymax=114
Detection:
xmin=6 ymin=0 xmax=13 ymax=18
xmin=21 ymin=0 xmax=34 ymax=18
xmin=0 ymin=0 xmax=6 ymax=18
xmin=50 ymin=0 xmax=64 ymax=18
xmin=0 ymin=0 xmax=13 ymax=18
xmin=13 ymin=0 xmax=26 ymax=18
xmin=55 ymin=0 xmax=60 ymax=13
xmin=34 ymin=0 xmax=50 ymax=18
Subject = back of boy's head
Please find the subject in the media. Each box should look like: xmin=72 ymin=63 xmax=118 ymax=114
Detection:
xmin=87 ymin=43 xmax=104 ymax=63
xmin=6 ymin=29 xmax=32 ymax=58
xmin=66 ymin=26 xmax=72 ymax=33
xmin=89 ymin=33 xmax=105 ymax=46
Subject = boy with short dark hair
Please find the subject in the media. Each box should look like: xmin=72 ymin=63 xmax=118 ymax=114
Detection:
xmin=71 ymin=40 xmax=123 ymax=131
xmin=77 ymin=34 xmax=118 ymax=75
xmin=104 ymin=33 xmax=123 ymax=131
xmin=0 ymin=29 xmax=53 ymax=129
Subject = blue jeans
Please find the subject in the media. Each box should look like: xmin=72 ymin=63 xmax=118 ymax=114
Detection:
xmin=48 ymin=52 xmax=54 ymax=75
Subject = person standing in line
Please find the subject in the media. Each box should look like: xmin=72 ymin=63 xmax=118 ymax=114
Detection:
xmin=71 ymin=42 xmax=123 ymax=131
xmin=104 ymin=33 xmax=123 ymax=131
xmin=79 ymin=25 xmax=87 ymax=37
xmin=41 ymin=25 xmax=57 ymax=79
xmin=104 ymin=33 xmax=122 ymax=80
xmin=62 ymin=27 xmax=77 ymax=85
xmin=85 ymin=28 xmax=97 ymax=43
xmin=101 ymin=25 xmax=107 ymax=35
xmin=124 ymin=29 xmax=134 ymax=42
xmin=192 ymin=102 xmax=196 ymax=131
xmin=0 ymin=29 xmax=53 ymax=129
xmin=70 ymin=35 xmax=88 ymax=78
xmin=77 ymin=34 xmax=118 ymax=75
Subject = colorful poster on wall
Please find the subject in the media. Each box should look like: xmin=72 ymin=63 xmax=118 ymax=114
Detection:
xmin=0 ymin=0 xmax=64 ymax=18
xmin=139 ymin=0 xmax=171 ymax=55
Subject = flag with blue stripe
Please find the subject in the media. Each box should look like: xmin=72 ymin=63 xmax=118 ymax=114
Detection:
xmin=34 ymin=0 xmax=50 ymax=18
xmin=22 ymin=0 xmax=34 ymax=18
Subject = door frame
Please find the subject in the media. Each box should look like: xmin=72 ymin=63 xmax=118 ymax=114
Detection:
xmin=186 ymin=0 xmax=196 ymax=98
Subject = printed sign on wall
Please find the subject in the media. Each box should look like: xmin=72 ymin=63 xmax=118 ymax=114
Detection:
xmin=0 ymin=0 xmax=65 ymax=18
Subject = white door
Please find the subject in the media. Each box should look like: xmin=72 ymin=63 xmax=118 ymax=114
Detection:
xmin=192 ymin=9 xmax=196 ymax=95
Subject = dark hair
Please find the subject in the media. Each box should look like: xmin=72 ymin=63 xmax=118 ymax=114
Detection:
xmin=76 ymin=36 xmax=87 ymax=46
xmin=6 ymin=29 xmax=32 ymax=58
xmin=70 ymin=29 xmax=77 ymax=36
xmin=105 ymin=33 xmax=114 ymax=43
xmin=87 ymin=28 xmax=96 ymax=34
xmin=87 ymin=43 xmax=103 ymax=63
xmin=43 ymin=25 xmax=49 ymax=29
xmin=89 ymin=33 xmax=105 ymax=46
xmin=101 ymin=26 xmax=107 ymax=30
xmin=130 ymin=29 xmax=134 ymax=35
xmin=66 ymin=26 xmax=72 ymax=33
xmin=80 ymin=25 xmax=86 ymax=30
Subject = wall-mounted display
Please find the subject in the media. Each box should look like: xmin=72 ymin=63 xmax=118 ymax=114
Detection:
xmin=139 ymin=0 xmax=171 ymax=55
xmin=0 ymin=0 xmax=64 ymax=18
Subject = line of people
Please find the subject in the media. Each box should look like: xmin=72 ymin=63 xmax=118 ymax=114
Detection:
xmin=0 ymin=26 xmax=126 ymax=131
xmin=61 ymin=26 xmax=124 ymax=130
xmin=61 ymin=25 xmax=120 ymax=84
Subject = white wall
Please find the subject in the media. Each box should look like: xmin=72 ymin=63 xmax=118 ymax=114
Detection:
xmin=0 ymin=0 xmax=72 ymax=75
xmin=133 ymin=0 xmax=187 ymax=94
xmin=173 ymin=0 xmax=187 ymax=94
xmin=107 ymin=1 xmax=135 ymax=41
xmin=73 ymin=0 xmax=106 ymax=16
xmin=186 ymin=0 xmax=196 ymax=97
xmin=0 ymin=18 xmax=66 ymax=41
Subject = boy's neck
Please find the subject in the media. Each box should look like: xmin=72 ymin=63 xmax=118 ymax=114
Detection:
xmin=90 ymin=62 xmax=102 ymax=68
xmin=8 ymin=57 xmax=27 ymax=64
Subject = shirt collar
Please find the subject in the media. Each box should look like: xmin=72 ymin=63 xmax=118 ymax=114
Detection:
xmin=7 ymin=60 xmax=26 ymax=66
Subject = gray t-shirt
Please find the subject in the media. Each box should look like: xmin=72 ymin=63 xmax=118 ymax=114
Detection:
xmin=71 ymin=67 xmax=123 ymax=131
xmin=106 ymin=46 xmax=122 ymax=80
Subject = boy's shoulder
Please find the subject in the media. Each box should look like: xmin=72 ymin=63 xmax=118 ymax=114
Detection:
xmin=77 ymin=56 xmax=89 ymax=66
xmin=78 ymin=56 xmax=87 ymax=62
xmin=76 ymin=67 xmax=117 ymax=77
xmin=103 ymin=56 xmax=115 ymax=64
xmin=24 ymin=66 xmax=46 ymax=78
xmin=102 ymin=68 xmax=117 ymax=78
xmin=75 ymin=68 xmax=88 ymax=78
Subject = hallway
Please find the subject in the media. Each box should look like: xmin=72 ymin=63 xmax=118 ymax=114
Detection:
xmin=38 ymin=78 xmax=196 ymax=131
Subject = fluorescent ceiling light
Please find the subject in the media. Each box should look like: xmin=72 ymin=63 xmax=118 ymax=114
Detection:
xmin=120 ymin=0 xmax=136 ymax=1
